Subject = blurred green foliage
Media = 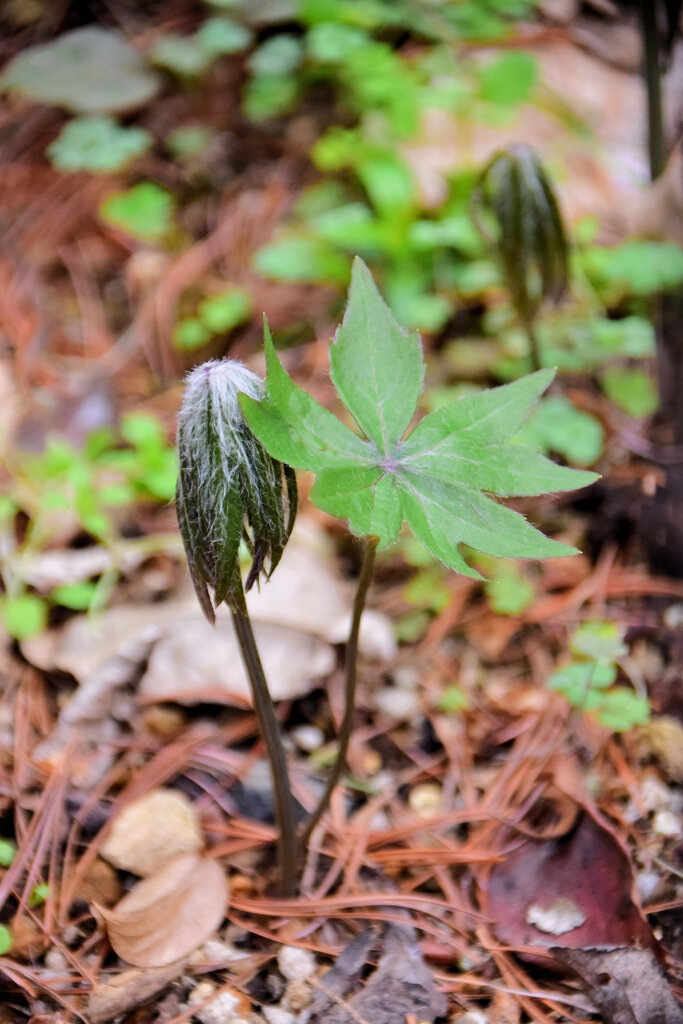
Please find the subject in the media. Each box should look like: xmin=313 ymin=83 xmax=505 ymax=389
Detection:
xmin=0 ymin=414 xmax=177 ymax=639
xmin=549 ymin=621 xmax=650 ymax=731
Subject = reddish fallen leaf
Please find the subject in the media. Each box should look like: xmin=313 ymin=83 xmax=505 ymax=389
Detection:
xmin=483 ymin=812 xmax=655 ymax=953
xmin=94 ymin=852 xmax=228 ymax=967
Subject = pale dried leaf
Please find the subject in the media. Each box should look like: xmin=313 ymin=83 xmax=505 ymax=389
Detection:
xmin=140 ymin=618 xmax=335 ymax=705
xmin=21 ymin=545 xmax=144 ymax=590
xmin=553 ymin=947 xmax=683 ymax=1024
xmin=100 ymin=789 xmax=202 ymax=877
xmin=21 ymin=520 xmax=393 ymax=719
xmin=95 ymin=853 xmax=228 ymax=967
xmin=87 ymin=961 xmax=187 ymax=1024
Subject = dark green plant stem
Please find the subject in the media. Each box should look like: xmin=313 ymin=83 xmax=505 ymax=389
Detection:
xmin=299 ymin=535 xmax=379 ymax=850
xmin=524 ymin=316 xmax=542 ymax=373
xmin=231 ymin=603 xmax=298 ymax=897
xmin=638 ymin=0 xmax=665 ymax=180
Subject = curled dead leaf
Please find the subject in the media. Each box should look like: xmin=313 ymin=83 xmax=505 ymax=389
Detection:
xmin=95 ymin=852 xmax=228 ymax=967
xmin=100 ymin=788 xmax=202 ymax=876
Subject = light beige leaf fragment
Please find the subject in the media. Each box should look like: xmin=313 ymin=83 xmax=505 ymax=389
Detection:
xmin=95 ymin=852 xmax=228 ymax=967
xmin=86 ymin=961 xmax=188 ymax=1024
xmin=100 ymin=788 xmax=202 ymax=877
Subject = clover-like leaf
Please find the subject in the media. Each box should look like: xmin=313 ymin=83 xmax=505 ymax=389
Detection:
xmin=241 ymin=257 xmax=597 ymax=577
xmin=48 ymin=116 xmax=151 ymax=173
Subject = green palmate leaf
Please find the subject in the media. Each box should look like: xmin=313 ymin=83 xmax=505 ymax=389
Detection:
xmin=330 ymin=259 xmax=424 ymax=454
xmin=241 ymin=257 xmax=597 ymax=576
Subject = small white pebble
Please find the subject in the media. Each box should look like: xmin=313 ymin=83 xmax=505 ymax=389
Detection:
xmin=391 ymin=665 xmax=419 ymax=689
xmin=636 ymin=870 xmax=661 ymax=902
xmin=663 ymin=603 xmax=683 ymax=629
xmin=44 ymin=948 xmax=68 ymax=972
xmin=262 ymin=1008 xmax=295 ymax=1024
xmin=652 ymin=810 xmax=681 ymax=837
xmin=200 ymin=938 xmax=249 ymax=963
xmin=189 ymin=986 xmax=243 ymax=1024
xmin=408 ymin=783 xmax=443 ymax=819
xmin=283 ymin=978 xmax=313 ymax=1013
xmin=189 ymin=982 xmax=216 ymax=1005
xmin=277 ymin=946 xmax=316 ymax=982
xmin=375 ymin=686 xmax=421 ymax=721
xmin=641 ymin=774 xmax=673 ymax=813
xmin=291 ymin=725 xmax=324 ymax=753
xmin=453 ymin=1013 xmax=488 ymax=1024
xmin=63 ymin=925 xmax=80 ymax=946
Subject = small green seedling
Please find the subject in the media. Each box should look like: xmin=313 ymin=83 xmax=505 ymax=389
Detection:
xmin=151 ymin=16 xmax=253 ymax=79
xmin=173 ymin=288 xmax=253 ymax=351
xmin=176 ymin=257 xmax=596 ymax=895
xmin=0 ymin=926 xmax=12 ymax=956
xmin=48 ymin=116 xmax=152 ymax=173
xmin=1 ymin=413 xmax=177 ymax=640
xmin=28 ymin=883 xmax=49 ymax=909
xmin=0 ymin=839 xmax=17 ymax=868
xmin=549 ymin=620 xmax=650 ymax=731
xmin=100 ymin=183 xmax=175 ymax=243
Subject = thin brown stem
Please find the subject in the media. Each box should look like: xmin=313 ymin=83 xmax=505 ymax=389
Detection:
xmin=299 ymin=535 xmax=379 ymax=850
xmin=231 ymin=603 xmax=298 ymax=896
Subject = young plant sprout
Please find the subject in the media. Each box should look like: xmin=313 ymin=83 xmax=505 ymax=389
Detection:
xmin=176 ymin=258 xmax=596 ymax=895
xmin=176 ymin=360 xmax=298 ymax=894
xmin=472 ymin=144 xmax=569 ymax=371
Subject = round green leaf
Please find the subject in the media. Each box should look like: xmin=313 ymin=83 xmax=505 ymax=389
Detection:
xmin=0 ymin=926 xmax=12 ymax=956
xmin=602 ymin=367 xmax=658 ymax=419
xmin=48 ymin=116 xmax=151 ymax=173
xmin=518 ymin=395 xmax=603 ymax=467
xmin=248 ymin=34 xmax=303 ymax=75
xmin=254 ymin=236 xmax=349 ymax=284
xmin=0 ymin=839 xmax=16 ymax=868
xmin=173 ymin=317 xmax=212 ymax=351
xmin=166 ymin=125 xmax=215 ymax=160
xmin=243 ymin=73 xmax=300 ymax=120
xmin=51 ymin=582 xmax=98 ymax=611
xmin=196 ymin=17 xmax=253 ymax=56
xmin=151 ymin=34 xmax=210 ymax=77
xmin=1 ymin=594 xmax=48 ymax=641
xmin=1 ymin=27 xmax=160 ymax=113
xmin=198 ymin=288 xmax=252 ymax=333
xmin=570 ymin=620 xmax=628 ymax=661
xmin=29 ymin=883 xmax=49 ymax=908
xmin=595 ymin=689 xmax=650 ymax=731
xmin=100 ymin=183 xmax=174 ymax=242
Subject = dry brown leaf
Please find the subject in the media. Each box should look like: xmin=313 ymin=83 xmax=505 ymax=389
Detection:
xmin=95 ymin=852 xmax=228 ymax=967
xmin=73 ymin=856 xmax=122 ymax=907
xmin=100 ymin=788 xmax=202 ymax=877
xmin=635 ymin=716 xmax=683 ymax=783
xmin=86 ymin=962 xmax=188 ymax=1024
xmin=9 ymin=914 xmax=50 ymax=961
xmin=140 ymin=617 xmax=335 ymax=705
xmin=553 ymin=947 xmax=683 ymax=1024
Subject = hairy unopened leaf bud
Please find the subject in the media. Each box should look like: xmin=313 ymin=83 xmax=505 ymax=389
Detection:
xmin=473 ymin=144 xmax=568 ymax=324
xmin=176 ymin=360 xmax=297 ymax=622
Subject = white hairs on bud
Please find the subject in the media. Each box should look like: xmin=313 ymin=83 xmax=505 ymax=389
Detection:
xmin=176 ymin=358 xmax=296 ymax=616
xmin=178 ymin=359 xmax=264 ymax=496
